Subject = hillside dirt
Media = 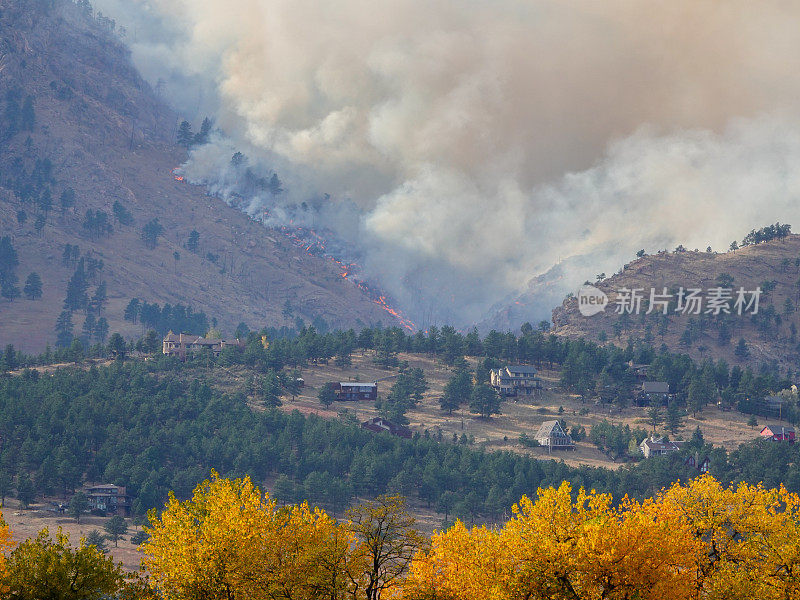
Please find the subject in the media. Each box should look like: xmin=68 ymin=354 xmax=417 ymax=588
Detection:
xmin=551 ymin=236 xmax=800 ymax=370
xmin=0 ymin=1 xmax=400 ymax=353
xmin=184 ymin=351 xmax=760 ymax=469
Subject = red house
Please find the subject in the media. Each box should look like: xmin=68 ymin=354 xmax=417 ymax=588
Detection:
xmin=760 ymin=424 xmax=796 ymax=442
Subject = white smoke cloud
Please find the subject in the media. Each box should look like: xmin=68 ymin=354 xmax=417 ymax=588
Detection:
xmin=93 ymin=0 xmax=800 ymax=326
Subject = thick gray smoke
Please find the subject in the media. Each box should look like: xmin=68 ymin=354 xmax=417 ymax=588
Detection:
xmin=94 ymin=0 xmax=800 ymax=327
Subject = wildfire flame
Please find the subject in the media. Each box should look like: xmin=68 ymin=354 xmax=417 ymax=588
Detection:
xmin=278 ymin=224 xmax=417 ymax=331
xmin=168 ymin=166 xmax=416 ymax=331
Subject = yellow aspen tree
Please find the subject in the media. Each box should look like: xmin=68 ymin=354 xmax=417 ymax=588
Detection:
xmin=403 ymin=521 xmax=508 ymax=600
xmin=2 ymin=527 xmax=124 ymax=599
xmin=0 ymin=510 xmax=12 ymax=594
xmin=143 ymin=471 xmax=358 ymax=600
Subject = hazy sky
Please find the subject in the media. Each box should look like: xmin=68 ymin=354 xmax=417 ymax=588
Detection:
xmin=95 ymin=0 xmax=800 ymax=326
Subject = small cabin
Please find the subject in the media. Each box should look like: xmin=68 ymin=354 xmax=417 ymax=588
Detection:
xmin=534 ymin=420 xmax=574 ymax=452
xmin=336 ymin=382 xmax=378 ymax=401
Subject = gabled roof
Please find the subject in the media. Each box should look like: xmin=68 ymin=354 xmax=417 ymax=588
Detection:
xmin=535 ymin=420 xmax=565 ymax=438
xmin=762 ymin=424 xmax=795 ymax=434
xmin=642 ymin=381 xmax=670 ymax=394
xmin=361 ymin=416 xmax=411 ymax=438
xmin=506 ymin=364 xmax=538 ymax=375
xmin=640 ymin=437 xmax=681 ymax=452
xmin=340 ymin=382 xmax=377 ymax=387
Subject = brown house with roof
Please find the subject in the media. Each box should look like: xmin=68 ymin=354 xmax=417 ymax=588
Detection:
xmin=87 ymin=484 xmax=132 ymax=516
xmin=490 ymin=365 xmax=542 ymax=397
xmin=336 ymin=382 xmax=378 ymax=401
xmin=162 ymin=332 xmax=244 ymax=360
xmin=638 ymin=381 xmax=672 ymax=405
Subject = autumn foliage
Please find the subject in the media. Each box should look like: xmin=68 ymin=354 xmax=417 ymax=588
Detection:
xmin=404 ymin=475 xmax=800 ymax=600
xmin=8 ymin=474 xmax=800 ymax=599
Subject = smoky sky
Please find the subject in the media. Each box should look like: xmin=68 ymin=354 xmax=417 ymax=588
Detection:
xmin=94 ymin=0 xmax=800 ymax=327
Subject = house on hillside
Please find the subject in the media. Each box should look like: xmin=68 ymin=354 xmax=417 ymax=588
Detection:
xmin=760 ymin=423 xmax=795 ymax=442
xmin=535 ymin=420 xmax=574 ymax=452
xmin=361 ymin=416 xmax=412 ymax=439
xmin=684 ymin=453 xmax=711 ymax=473
xmin=162 ymin=331 xmax=244 ymax=360
xmin=638 ymin=381 xmax=672 ymax=405
xmin=336 ymin=382 xmax=378 ymax=401
xmin=639 ymin=437 xmax=683 ymax=458
xmin=491 ymin=365 xmax=542 ymax=397
xmin=87 ymin=484 xmax=131 ymax=516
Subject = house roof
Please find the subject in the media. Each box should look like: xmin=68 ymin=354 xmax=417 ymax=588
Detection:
xmin=163 ymin=333 xmax=239 ymax=346
xmin=506 ymin=365 xmax=538 ymax=375
xmin=642 ymin=381 xmax=670 ymax=394
xmin=640 ymin=437 xmax=681 ymax=452
xmin=762 ymin=424 xmax=795 ymax=434
xmin=535 ymin=420 xmax=565 ymax=438
xmin=361 ymin=416 xmax=411 ymax=438
xmin=340 ymin=382 xmax=377 ymax=388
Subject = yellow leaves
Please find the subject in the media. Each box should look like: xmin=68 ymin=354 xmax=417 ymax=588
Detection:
xmin=143 ymin=470 xmax=359 ymax=600
xmin=0 ymin=509 xmax=12 ymax=594
xmin=141 ymin=473 xmax=800 ymax=600
xmin=2 ymin=526 xmax=125 ymax=598
xmin=403 ymin=476 xmax=800 ymax=600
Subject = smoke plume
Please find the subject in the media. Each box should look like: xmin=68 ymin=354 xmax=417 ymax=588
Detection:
xmin=94 ymin=0 xmax=800 ymax=327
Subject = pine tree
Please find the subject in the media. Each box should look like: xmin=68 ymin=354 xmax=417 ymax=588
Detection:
xmin=94 ymin=317 xmax=109 ymax=343
xmin=59 ymin=188 xmax=76 ymax=212
xmin=64 ymin=260 xmax=89 ymax=311
xmin=81 ymin=312 xmax=96 ymax=345
xmin=187 ymin=229 xmax=200 ymax=253
xmin=440 ymin=370 xmax=472 ymax=414
xmin=0 ymin=236 xmax=19 ymax=282
xmin=124 ymin=298 xmax=140 ymax=323
xmin=55 ymin=310 xmax=74 ymax=348
xmin=469 ymin=383 xmax=501 ymax=418
xmin=194 ymin=117 xmax=212 ymax=145
xmin=268 ymin=173 xmax=283 ymax=196
xmin=177 ymin=120 xmax=194 ymax=148
xmin=23 ymin=272 xmax=42 ymax=300
xmin=142 ymin=218 xmax=164 ymax=249
xmin=665 ymin=401 xmax=684 ymax=435
xmin=92 ymin=281 xmax=107 ymax=313
xmin=1 ymin=274 xmax=20 ymax=301
xmin=735 ymin=337 xmax=750 ymax=358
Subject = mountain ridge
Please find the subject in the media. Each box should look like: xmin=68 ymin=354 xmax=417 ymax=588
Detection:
xmin=0 ymin=0 xmax=401 ymax=352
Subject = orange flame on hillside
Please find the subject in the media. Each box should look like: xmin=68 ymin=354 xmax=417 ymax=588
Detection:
xmin=278 ymin=225 xmax=417 ymax=331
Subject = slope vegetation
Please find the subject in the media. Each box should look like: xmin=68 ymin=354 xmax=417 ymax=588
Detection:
xmin=0 ymin=0 xmax=397 ymax=352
